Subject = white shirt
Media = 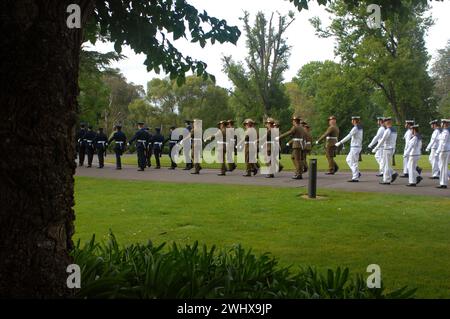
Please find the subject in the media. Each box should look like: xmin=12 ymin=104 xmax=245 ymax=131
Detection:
xmin=374 ymin=127 xmax=397 ymax=151
xmin=368 ymin=126 xmax=385 ymax=148
xmin=403 ymin=129 xmax=413 ymax=154
xmin=426 ymin=128 xmax=441 ymax=151
xmin=437 ymin=128 xmax=450 ymax=153
xmin=339 ymin=125 xmax=363 ymax=148
xmin=404 ymin=135 xmax=422 ymax=156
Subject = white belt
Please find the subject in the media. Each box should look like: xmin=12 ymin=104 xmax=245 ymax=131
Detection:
xmin=98 ymin=141 xmax=106 ymax=144
xmin=137 ymin=140 xmax=147 ymax=143
xmin=326 ymin=137 xmax=338 ymax=140
xmin=154 ymin=142 xmax=163 ymax=145
xmin=217 ymin=141 xmax=227 ymax=144
xmin=292 ymin=138 xmax=303 ymax=141
xmin=116 ymin=141 xmax=124 ymax=144
xmin=193 ymin=138 xmax=202 ymax=141
xmin=305 ymin=142 xmax=311 ymax=145
xmin=86 ymin=140 xmax=93 ymax=143
xmin=245 ymin=141 xmax=257 ymax=144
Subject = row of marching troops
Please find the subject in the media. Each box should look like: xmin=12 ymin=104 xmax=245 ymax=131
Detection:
xmin=76 ymin=116 xmax=450 ymax=189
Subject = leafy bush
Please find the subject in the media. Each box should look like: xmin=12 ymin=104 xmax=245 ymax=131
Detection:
xmin=71 ymin=232 xmax=416 ymax=299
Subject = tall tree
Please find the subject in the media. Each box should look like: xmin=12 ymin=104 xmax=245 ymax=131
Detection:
xmin=224 ymin=11 xmax=294 ymax=119
xmin=431 ymin=40 xmax=450 ymax=116
xmin=310 ymin=0 xmax=438 ymax=125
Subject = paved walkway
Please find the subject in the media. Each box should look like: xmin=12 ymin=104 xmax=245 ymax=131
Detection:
xmin=75 ymin=160 xmax=449 ymax=198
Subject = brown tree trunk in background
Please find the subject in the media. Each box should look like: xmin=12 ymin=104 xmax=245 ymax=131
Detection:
xmin=0 ymin=0 xmax=93 ymax=297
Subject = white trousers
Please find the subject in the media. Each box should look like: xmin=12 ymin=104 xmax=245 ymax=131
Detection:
xmin=438 ymin=151 xmax=449 ymax=186
xmin=375 ymin=149 xmax=384 ymax=174
xmin=346 ymin=147 xmax=361 ymax=180
xmin=403 ymin=154 xmax=409 ymax=174
xmin=382 ymin=149 xmax=396 ymax=183
xmin=408 ymin=155 xmax=420 ymax=185
xmin=429 ymin=149 xmax=440 ymax=178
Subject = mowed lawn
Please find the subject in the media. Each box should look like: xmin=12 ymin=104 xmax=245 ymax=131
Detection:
xmin=105 ymin=153 xmax=435 ymax=172
xmin=74 ymin=177 xmax=450 ymax=298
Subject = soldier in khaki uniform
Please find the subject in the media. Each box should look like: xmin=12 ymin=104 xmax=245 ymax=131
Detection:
xmin=226 ymin=119 xmax=237 ymax=172
xmin=301 ymin=121 xmax=313 ymax=173
xmin=217 ymin=120 xmax=228 ymax=176
xmin=278 ymin=116 xmax=307 ymax=180
xmin=238 ymin=119 xmax=259 ymax=177
xmin=274 ymin=121 xmax=284 ymax=173
xmin=316 ymin=115 xmax=340 ymax=175
xmin=261 ymin=118 xmax=277 ymax=178
xmin=190 ymin=119 xmax=203 ymax=174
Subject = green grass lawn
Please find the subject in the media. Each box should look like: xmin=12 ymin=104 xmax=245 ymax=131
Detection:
xmin=74 ymin=176 xmax=450 ymax=298
xmin=105 ymin=153 xmax=434 ymax=172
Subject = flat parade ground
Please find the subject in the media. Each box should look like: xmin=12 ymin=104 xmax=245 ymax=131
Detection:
xmin=74 ymin=154 xmax=450 ymax=298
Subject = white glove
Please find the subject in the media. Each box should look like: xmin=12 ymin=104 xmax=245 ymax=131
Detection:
xmin=335 ymin=142 xmax=341 ymax=147
xmin=315 ymin=141 xmax=319 ymax=145
xmin=275 ymin=136 xmax=280 ymax=141
xmin=286 ymin=143 xmax=289 ymax=147
xmin=127 ymin=142 xmax=130 ymax=146
xmin=425 ymin=148 xmax=430 ymax=153
xmin=372 ymin=148 xmax=377 ymax=154
xmin=368 ymin=145 xmax=372 ymax=149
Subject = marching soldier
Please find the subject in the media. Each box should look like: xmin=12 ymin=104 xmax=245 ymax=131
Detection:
xmin=190 ymin=119 xmax=203 ymax=174
xmin=335 ymin=116 xmax=363 ymax=182
xmin=425 ymin=120 xmax=441 ymax=180
xmin=368 ymin=117 xmax=386 ymax=177
xmin=183 ymin=120 xmax=193 ymax=170
xmin=372 ymin=117 xmax=399 ymax=185
xmin=216 ymin=120 xmax=228 ymax=176
xmin=401 ymin=120 xmax=415 ymax=178
xmin=144 ymin=127 xmax=153 ymax=168
xmin=226 ymin=119 xmax=237 ymax=172
xmin=404 ymin=125 xmax=423 ymax=187
xmin=238 ymin=119 xmax=259 ymax=177
xmin=316 ymin=116 xmax=340 ymax=175
xmin=84 ymin=125 xmax=97 ymax=168
xmin=278 ymin=116 xmax=307 ymax=180
xmin=261 ymin=118 xmax=277 ymax=178
xmin=166 ymin=126 xmax=179 ymax=170
xmin=301 ymin=121 xmax=312 ymax=173
xmin=274 ymin=121 xmax=284 ymax=173
xmin=128 ymin=122 xmax=150 ymax=171
xmin=152 ymin=127 xmax=164 ymax=169
xmin=94 ymin=127 xmax=108 ymax=169
xmin=76 ymin=122 xmax=87 ymax=166
xmin=108 ymin=124 xmax=127 ymax=170
xmin=436 ymin=119 xmax=450 ymax=189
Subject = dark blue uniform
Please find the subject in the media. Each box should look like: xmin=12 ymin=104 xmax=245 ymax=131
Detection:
xmin=94 ymin=131 xmax=108 ymax=168
xmin=166 ymin=128 xmax=180 ymax=169
xmin=108 ymin=130 xmax=127 ymax=169
xmin=129 ymin=128 xmax=151 ymax=171
xmin=84 ymin=129 xmax=97 ymax=167
xmin=152 ymin=129 xmax=164 ymax=169
xmin=145 ymin=128 xmax=153 ymax=168
xmin=76 ymin=127 xmax=87 ymax=166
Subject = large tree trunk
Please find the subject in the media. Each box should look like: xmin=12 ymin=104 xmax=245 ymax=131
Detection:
xmin=0 ymin=0 xmax=92 ymax=297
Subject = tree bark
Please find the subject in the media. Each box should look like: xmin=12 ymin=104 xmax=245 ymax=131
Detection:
xmin=0 ymin=0 xmax=92 ymax=297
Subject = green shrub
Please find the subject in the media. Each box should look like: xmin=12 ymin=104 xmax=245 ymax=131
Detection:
xmin=71 ymin=232 xmax=416 ymax=299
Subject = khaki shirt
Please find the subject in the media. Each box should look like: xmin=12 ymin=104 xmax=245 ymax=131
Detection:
xmin=318 ymin=125 xmax=339 ymax=147
xmin=280 ymin=125 xmax=306 ymax=149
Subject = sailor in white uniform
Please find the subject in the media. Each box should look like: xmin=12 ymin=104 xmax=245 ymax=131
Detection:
xmin=368 ymin=117 xmax=385 ymax=177
xmin=436 ymin=119 xmax=450 ymax=189
xmin=404 ymin=125 xmax=423 ymax=187
xmin=373 ymin=117 xmax=399 ymax=184
xmin=336 ymin=116 xmax=363 ymax=182
xmin=425 ymin=120 xmax=441 ymax=180
xmin=401 ymin=120 xmax=415 ymax=178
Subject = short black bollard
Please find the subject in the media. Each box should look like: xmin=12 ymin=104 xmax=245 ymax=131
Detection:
xmin=308 ymin=159 xmax=317 ymax=199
